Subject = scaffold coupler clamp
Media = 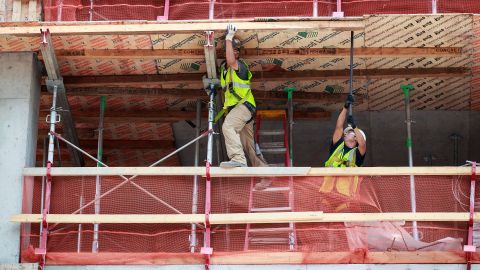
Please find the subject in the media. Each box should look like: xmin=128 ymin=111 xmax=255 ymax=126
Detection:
xmin=203 ymin=76 xmax=220 ymax=95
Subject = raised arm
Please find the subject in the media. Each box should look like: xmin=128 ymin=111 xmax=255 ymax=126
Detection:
xmin=332 ymin=107 xmax=347 ymax=143
xmin=354 ymin=128 xmax=366 ymax=155
xmin=225 ymin=24 xmax=239 ymax=70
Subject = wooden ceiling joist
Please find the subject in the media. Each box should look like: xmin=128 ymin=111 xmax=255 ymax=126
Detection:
xmin=59 ymin=67 xmax=469 ymax=88
xmin=39 ymin=110 xmax=331 ymax=124
xmin=41 ymin=87 xmax=352 ymax=104
xmin=37 ymin=139 xmax=175 ymax=150
xmin=0 ymin=19 xmax=364 ymax=36
xmin=52 ymin=47 xmax=463 ymax=60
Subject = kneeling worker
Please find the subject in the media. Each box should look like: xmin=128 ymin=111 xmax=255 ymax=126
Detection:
xmin=219 ymin=24 xmax=268 ymax=170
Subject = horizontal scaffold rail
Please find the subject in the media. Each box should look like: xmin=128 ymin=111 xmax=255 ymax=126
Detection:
xmin=0 ymin=19 xmax=364 ymax=36
xmin=22 ymin=166 xmax=475 ymax=177
xmin=10 ymin=212 xmax=480 ymax=224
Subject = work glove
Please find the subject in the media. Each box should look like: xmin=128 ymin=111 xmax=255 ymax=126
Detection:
xmin=225 ymin=24 xmax=237 ymax=41
xmin=344 ymin=94 xmax=354 ymax=109
xmin=347 ymin=115 xmax=356 ymax=129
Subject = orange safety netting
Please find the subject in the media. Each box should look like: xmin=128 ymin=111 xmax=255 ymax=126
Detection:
xmin=42 ymin=0 xmax=480 ymax=22
xmin=20 ymin=173 xmax=477 ymax=264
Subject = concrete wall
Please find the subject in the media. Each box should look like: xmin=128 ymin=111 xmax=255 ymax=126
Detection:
xmin=173 ymin=111 xmax=480 ymax=167
xmin=0 ymin=53 xmax=40 ymax=263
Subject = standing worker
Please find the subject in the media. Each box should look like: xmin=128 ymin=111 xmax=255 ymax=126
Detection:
xmin=319 ymin=95 xmax=367 ymax=212
xmin=219 ymin=24 xmax=269 ymax=172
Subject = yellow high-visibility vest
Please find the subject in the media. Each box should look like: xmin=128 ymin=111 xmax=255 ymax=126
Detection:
xmin=325 ymin=141 xmax=358 ymax=168
xmin=220 ymin=60 xmax=256 ymax=109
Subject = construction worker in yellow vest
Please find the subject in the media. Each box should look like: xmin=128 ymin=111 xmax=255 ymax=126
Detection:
xmin=319 ymin=95 xmax=366 ymax=212
xmin=219 ymin=24 xmax=269 ymax=173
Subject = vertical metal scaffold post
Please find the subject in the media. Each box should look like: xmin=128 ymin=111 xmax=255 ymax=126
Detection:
xmin=348 ymin=31 xmax=354 ymax=117
xmin=190 ymin=100 xmax=202 ymax=253
xmin=202 ymin=84 xmax=216 ymax=270
xmin=401 ymin=84 xmax=419 ymax=241
xmin=92 ymin=96 xmax=106 ymax=253
xmin=36 ymin=84 xmax=59 ymax=270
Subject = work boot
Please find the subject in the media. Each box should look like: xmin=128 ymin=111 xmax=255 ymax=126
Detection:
xmin=254 ymin=178 xmax=272 ymax=190
xmin=220 ymin=160 xmax=247 ymax=168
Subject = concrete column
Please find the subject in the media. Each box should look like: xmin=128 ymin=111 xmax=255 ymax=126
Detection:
xmin=0 ymin=52 xmax=40 ymax=263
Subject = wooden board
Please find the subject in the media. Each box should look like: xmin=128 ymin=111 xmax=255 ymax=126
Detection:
xmin=38 ymin=251 xmax=480 ymax=265
xmin=22 ymin=166 xmax=474 ymax=176
xmin=10 ymin=212 xmax=480 ymax=224
xmin=0 ymin=20 xmax=365 ymax=36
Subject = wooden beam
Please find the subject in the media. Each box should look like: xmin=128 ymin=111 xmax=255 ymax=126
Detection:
xmin=27 ymin=0 xmax=37 ymax=21
xmin=40 ymin=86 xmax=351 ymax=104
xmin=51 ymin=47 xmax=463 ymax=60
xmin=10 ymin=212 xmax=480 ymax=224
xmin=38 ymin=110 xmax=330 ymax=124
xmin=22 ymin=166 xmax=474 ymax=177
xmin=60 ymin=67 xmax=469 ymax=88
xmin=0 ymin=0 xmax=6 ymax=22
xmin=37 ymin=251 xmax=480 ymax=265
xmin=0 ymin=20 xmax=364 ymax=36
xmin=12 ymin=0 xmax=22 ymax=21
xmin=37 ymin=139 xmax=175 ymax=150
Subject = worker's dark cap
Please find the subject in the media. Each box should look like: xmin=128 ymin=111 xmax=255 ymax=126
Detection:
xmin=232 ymin=38 xmax=241 ymax=50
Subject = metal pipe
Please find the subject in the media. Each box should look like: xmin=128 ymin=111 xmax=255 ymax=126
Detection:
xmin=190 ymin=99 xmax=202 ymax=253
xmin=348 ymin=31 xmax=354 ymax=117
xmin=209 ymin=0 xmax=215 ymax=20
xmin=57 ymin=0 xmax=63 ymax=21
xmin=89 ymin=0 xmax=94 ymax=21
xmin=92 ymin=96 xmax=106 ymax=253
xmin=77 ymin=179 xmax=84 ymax=253
xmin=432 ymin=0 xmax=437 ymax=14
xmin=47 ymin=86 xmax=59 ymax=163
xmin=203 ymin=84 xmax=216 ymax=265
xmin=450 ymin=134 xmax=462 ymax=166
xmin=312 ymin=0 xmax=318 ymax=17
xmin=401 ymin=85 xmax=419 ymax=241
xmin=39 ymin=137 xmax=48 ymax=246
xmin=337 ymin=0 xmax=342 ymax=13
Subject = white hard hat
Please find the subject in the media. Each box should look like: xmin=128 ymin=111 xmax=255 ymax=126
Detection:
xmin=358 ymin=129 xmax=366 ymax=142
xmin=344 ymin=126 xmax=366 ymax=142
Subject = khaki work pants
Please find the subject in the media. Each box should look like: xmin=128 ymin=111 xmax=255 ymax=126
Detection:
xmin=222 ymin=104 xmax=268 ymax=167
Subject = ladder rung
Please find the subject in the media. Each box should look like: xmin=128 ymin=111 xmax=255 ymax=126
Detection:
xmin=251 ymin=207 xmax=292 ymax=212
xmin=261 ymin=147 xmax=287 ymax=154
xmin=250 ymin=237 xmax=290 ymax=244
xmin=253 ymin=187 xmax=290 ymax=192
xmin=258 ymin=130 xmax=284 ymax=136
xmin=256 ymin=110 xmax=286 ymax=119
xmin=249 ymin=227 xmax=292 ymax=233
xmin=260 ymin=142 xmax=284 ymax=148
xmin=269 ymin=163 xmax=286 ymax=167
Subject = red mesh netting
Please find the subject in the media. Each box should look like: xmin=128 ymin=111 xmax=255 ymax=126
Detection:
xmin=42 ymin=0 xmax=480 ymax=22
xmin=20 ymin=173 xmax=476 ymax=264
